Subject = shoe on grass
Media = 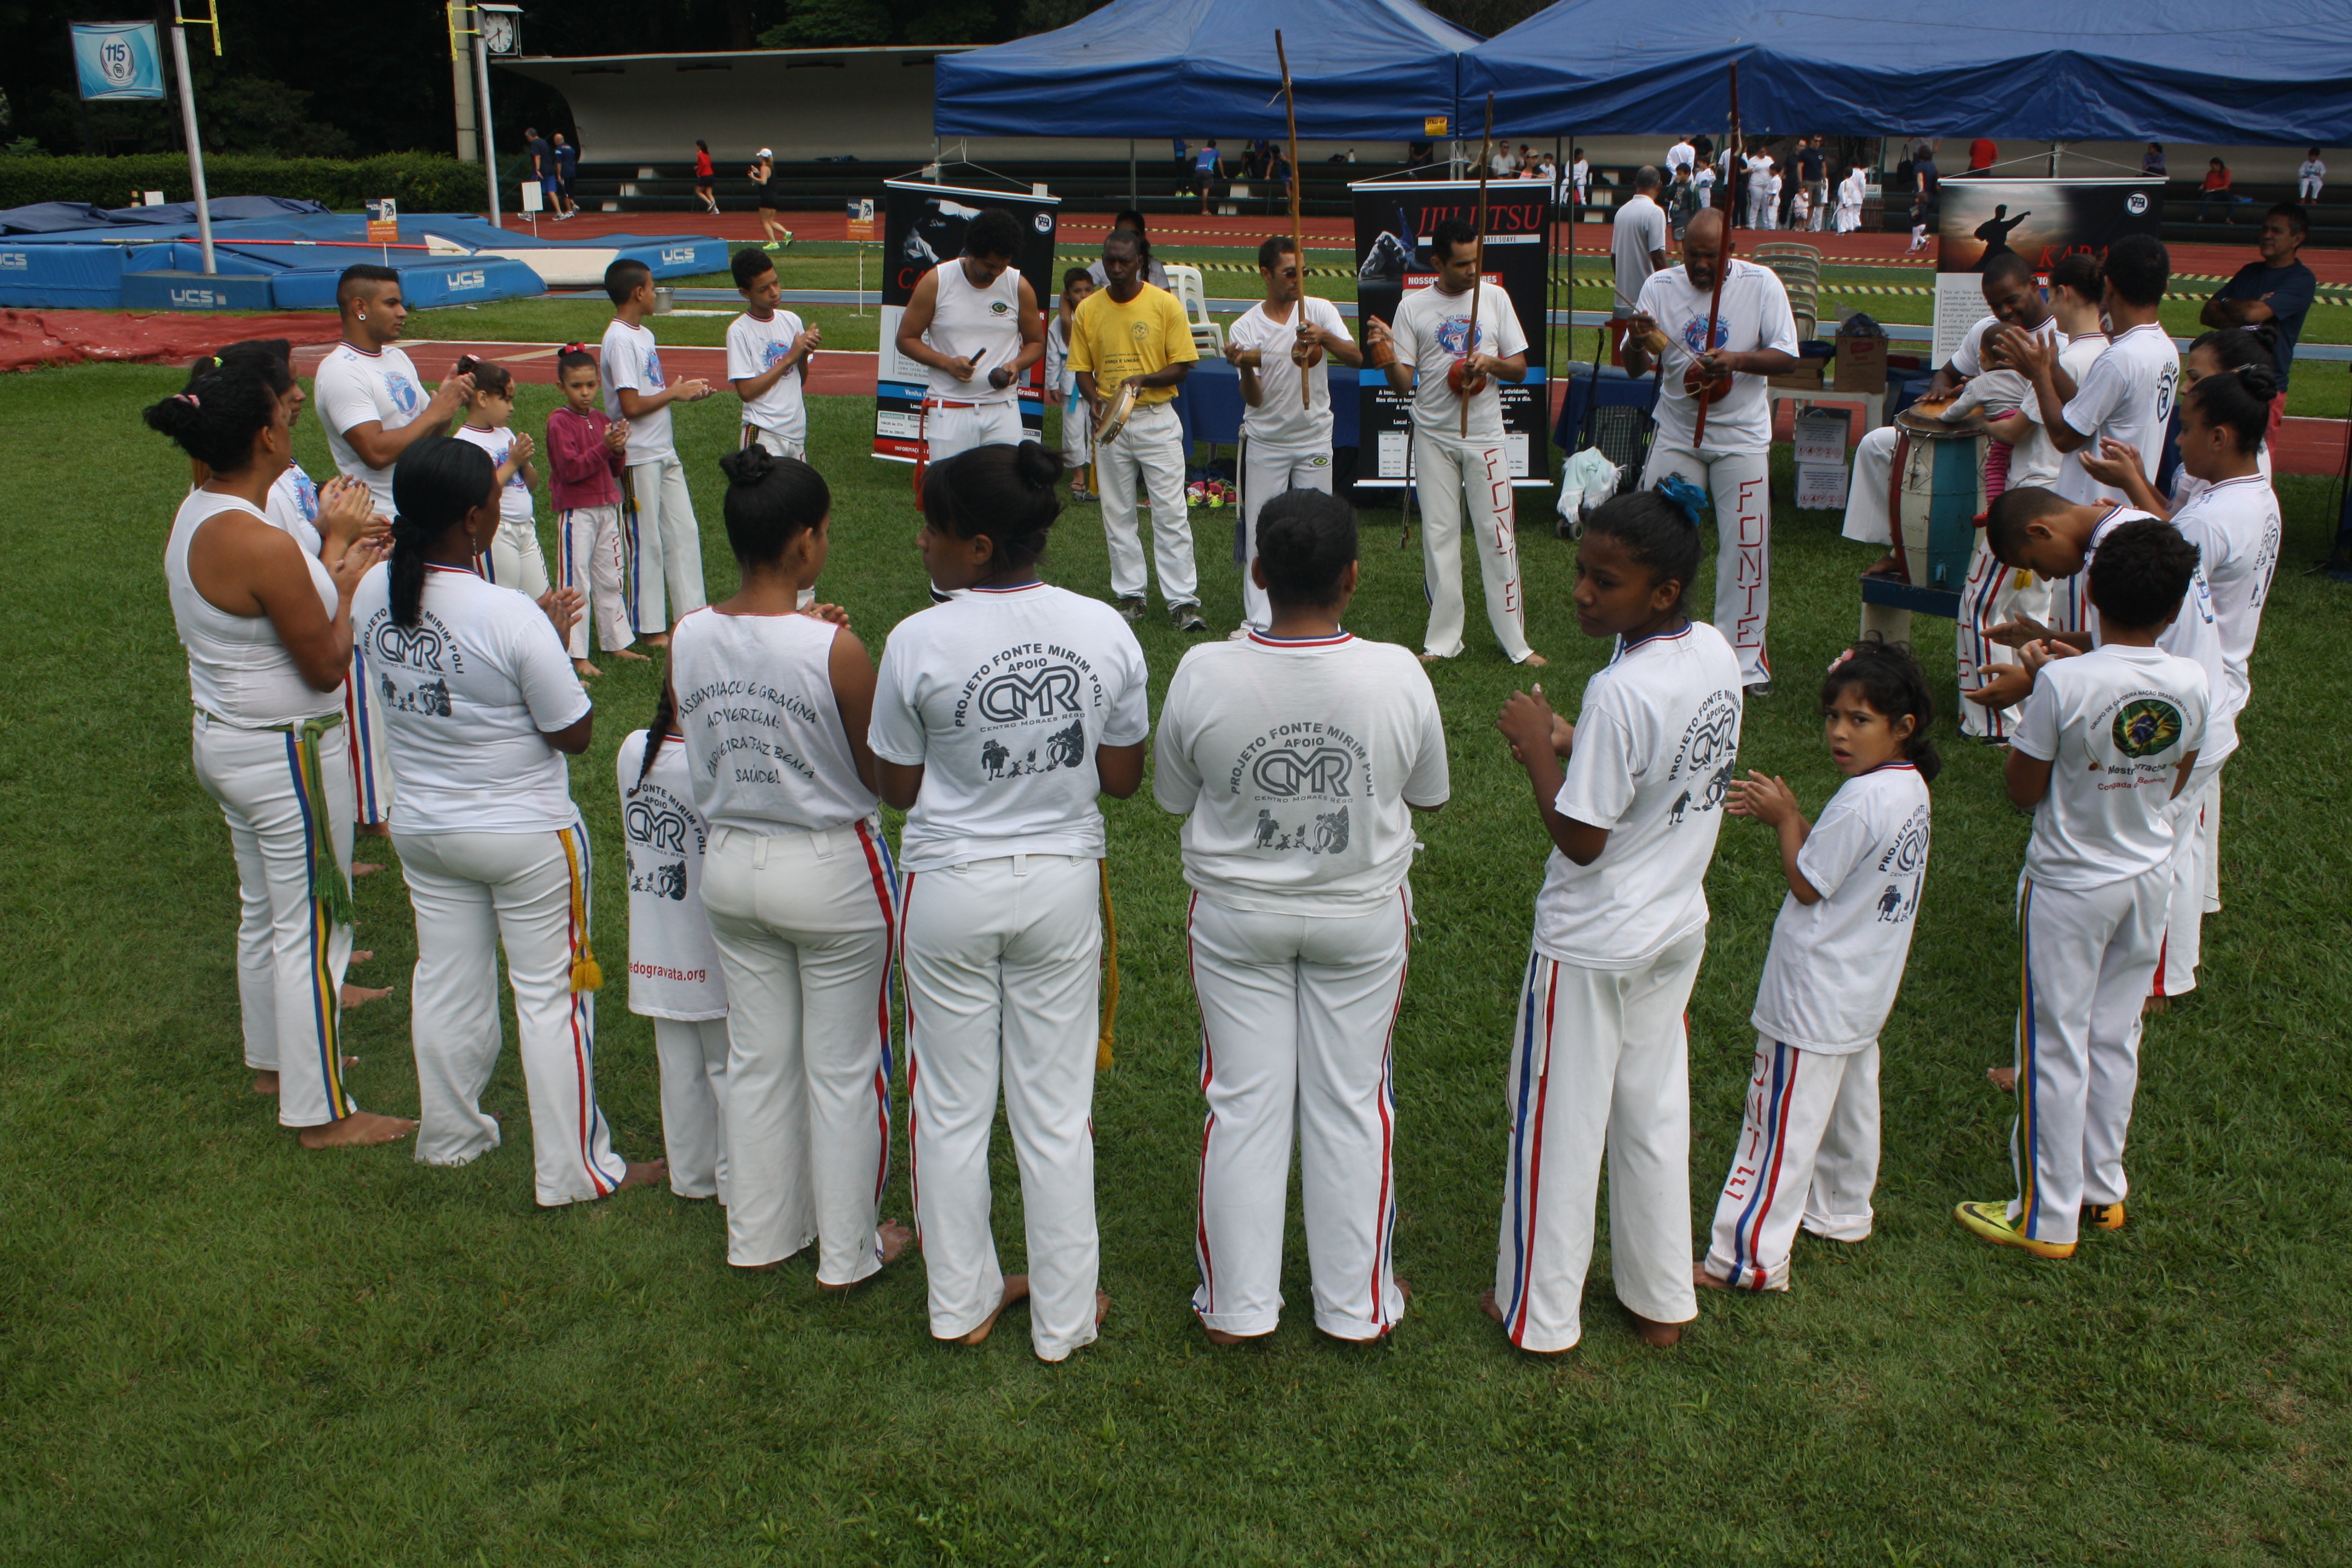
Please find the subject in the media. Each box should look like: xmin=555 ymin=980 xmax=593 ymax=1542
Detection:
xmin=2081 ymin=1201 xmax=2125 ymax=1232
xmin=1116 ymin=595 xmax=1146 ymax=622
xmin=1171 ymin=603 xmax=1209 ymax=633
xmin=762 ymin=241 xmax=782 ymax=252
xmin=1954 ymin=1200 xmax=2076 ymax=1259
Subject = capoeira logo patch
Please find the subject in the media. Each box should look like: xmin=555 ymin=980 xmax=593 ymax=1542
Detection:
xmin=2111 ymin=697 xmax=2183 ymax=758
xmin=625 ymin=797 xmax=693 ymax=854
xmin=370 ymin=619 xmax=446 ymax=671
xmin=1253 ymin=746 xmax=1353 ymax=797
xmin=627 ymin=852 xmax=688 ymax=900
xmin=1250 ymin=803 xmax=1350 ymax=854
xmin=1664 ymin=689 xmax=1742 ymax=823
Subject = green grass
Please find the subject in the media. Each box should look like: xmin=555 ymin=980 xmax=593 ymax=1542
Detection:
xmin=3 ymin=365 xmax=2350 ymax=1566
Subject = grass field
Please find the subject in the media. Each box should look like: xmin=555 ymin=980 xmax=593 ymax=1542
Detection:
xmin=3 ymin=362 xmax=2350 ymax=1566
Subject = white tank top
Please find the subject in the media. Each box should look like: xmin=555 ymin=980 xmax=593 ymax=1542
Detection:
xmin=668 ymin=607 xmax=878 ymax=835
xmin=166 ymin=487 xmax=340 ymax=726
xmin=923 ymin=259 xmax=1024 ymax=405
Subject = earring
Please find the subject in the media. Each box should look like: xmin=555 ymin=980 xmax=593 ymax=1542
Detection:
xmin=357 ymin=312 xmax=368 ymax=321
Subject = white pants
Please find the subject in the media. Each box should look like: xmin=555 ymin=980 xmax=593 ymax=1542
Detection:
xmin=624 ymin=455 xmax=706 ymax=636
xmin=1414 ymin=428 xmax=1532 ymax=662
xmin=397 ymin=816 xmax=631 ymax=1206
xmin=1238 ymin=442 xmax=1333 ymax=632
xmin=1189 ymin=890 xmax=1411 ymax=1341
xmin=1704 ymin=1037 xmax=1880 ymax=1290
xmin=1097 ymin=400 xmax=1198 ymax=607
xmin=924 ymin=399 xmax=1024 ymax=466
xmin=701 ymin=820 xmax=896 ymax=1280
xmin=343 ymin=650 xmax=394 ymax=828
xmin=1495 ymin=930 xmax=1705 ymax=1353
xmin=2007 ymin=871 xmax=2164 ymax=1247
xmin=2154 ymin=760 xmax=2226 ymax=999
xmin=191 ymin=711 xmax=357 ymax=1129
xmin=1835 ymin=202 xmax=1861 ymax=234
xmin=2301 ymin=176 xmax=2323 ymax=201
xmin=1842 ymin=425 xmax=1901 ymax=547
xmin=1955 ymin=534 xmax=2052 ymax=740
xmin=1642 ymin=442 xmax=1772 ymax=685
xmin=558 ymin=505 xmax=634 ymax=660
xmin=743 ymin=424 xmax=805 ymax=460
xmin=1806 ymin=179 xmax=1828 ymax=230
xmin=482 ymin=518 xmax=550 ymax=600
xmin=655 ymin=1015 xmax=731 ymax=1201
xmin=1748 ymin=186 xmax=1773 ymax=228
xmin=1060 ymin=390 xmax=1091 ymax=473
xmin=903 ymin=854 xmax=1102 ymax=1359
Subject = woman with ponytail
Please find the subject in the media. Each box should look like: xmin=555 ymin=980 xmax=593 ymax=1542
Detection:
xmin=2167 ymin=325 xmax=2279 ymax=505
xmin=2082 ymin=358 xmax=2282 ymax=1003
xmin=150 ymin=355 xmax=413 ymax=1149
xmin=871 ymin=442 xmax=1148 ymax=1359
xmin=667 ymin=443 xmax=909 ymax=1286
xmin=350 ymin=435 xmax=664 ymax=1206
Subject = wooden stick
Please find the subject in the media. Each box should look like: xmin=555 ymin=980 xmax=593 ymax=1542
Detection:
xmin=1692 ymin=65 xmax=1739 ymax=452
xmin=1275 ymin=30 xmax=1310 ymax=409
xmin=1463 ymin=90 xmax=1493 ymax=438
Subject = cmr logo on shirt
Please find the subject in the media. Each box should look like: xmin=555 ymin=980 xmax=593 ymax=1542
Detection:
xmin=1253 ymin=747 xmax=1352 ymax=797
xmin=371 ymin=619 xmax=446 ymax=671
xmin=625 ymin=797 xmax=693 ymax=854
xmin=978 ymin=665 xmax=1082 ymax=722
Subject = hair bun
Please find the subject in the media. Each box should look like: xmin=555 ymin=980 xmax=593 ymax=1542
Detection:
xmin=2235 ymin=360 xmax=2279 ymax=401
xmin=719 ymin=445 xmax=776 ymax=487
xmin=1013 ymin=440 xmax=1067 ymax=491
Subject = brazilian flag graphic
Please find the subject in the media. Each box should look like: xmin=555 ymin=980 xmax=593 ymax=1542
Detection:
xmin=2111 ymin=698 xmax=2183 ymax=758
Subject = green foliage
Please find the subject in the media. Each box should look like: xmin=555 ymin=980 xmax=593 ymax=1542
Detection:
xmin=760 ymin=0 xmax=1002 ymax=48
xmin=0 ymin=152 xmax=492 ymax=213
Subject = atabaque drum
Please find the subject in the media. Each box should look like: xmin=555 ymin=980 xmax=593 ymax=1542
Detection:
xmin=1858 ymin=414 xmax=1987 ymax=645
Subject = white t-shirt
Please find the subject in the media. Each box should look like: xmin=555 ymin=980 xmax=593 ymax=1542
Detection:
xmin=1749 ymin=764 xmax=1932 ymax=1054
xmin=452 ymin=422 xmax=535 ymax=528
xmin=1838 ymin=171 xmax=1867 ymax=209
xmin=1609 ymin=195 xmax=1667 ymax=309
xmin=1635 ymin=260 xmax=1800 ymax=454
xmin=1387 ymin=280 xmax=1527 ymax=439
xmin=1229 ymin=296 xmax=1353 ymax=452
xmin=1154 ymin=630 xmax=1449 ymax=916
xmin=2054 ymin=322 xmax=2179 ymax=504
xmin=1571 ymin=158 xmax=1589 ymax=193
xmin=313 ymin=341 xmax=427 ymax=512
xmin=599 ymin=318 xmax=675 ymax=465
xmin=726 ymin=309 xmax=809 ymax=446
xmin=2059 ymin=508 xmax=2235 ymax=767
xmin=350 ymin=561 xmax=589 ymax=835
xmin=616 ymin=729 xmax=728 ymax=1021
xmin=668 ymin=607 xmax=877 ymax=835
xmin=2011 ymin=329 xmax=2104 ymax=491
xmin=1667 ymin=142 xmax=1694 ymax=174
xmin=267 ymin=465 xmax=322 ymax=555
xmin=2169 ymin=441 xmax=2272 ymax=505
xmin=1948 ymin=312 xmax=2059 ymax=380
xmin=868 ymin=583 xmax=1149 ymax=874
xmin=2011 ymin=642 xmax=2208 ymax=890
xmin=2166 ymin=473 xmax=2279 ymax=723
xmin=1533 ymin=621 xmax=1744 ymax=968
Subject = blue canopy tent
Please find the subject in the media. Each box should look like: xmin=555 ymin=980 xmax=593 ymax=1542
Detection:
xmin=1461 ymin=1 xmax=2352 ymax=142
xmin=932 ymin=0 xmax=1480 ymax=141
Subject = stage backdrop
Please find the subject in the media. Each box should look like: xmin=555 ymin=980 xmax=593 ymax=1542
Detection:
xmin=1933 ymin=178 xmax=2164 ymax=362
xmin=874 ymin=180 xmax=1060 ymax=466
xmin=1350 ymin=178 xmax=1553 ymax=489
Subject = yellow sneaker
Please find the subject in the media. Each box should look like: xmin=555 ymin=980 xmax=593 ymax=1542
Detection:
xmin=1955 ymin=1200 xmax=2076 ymax=1259
xmin=2081 ymin=1201 xmax=2126 ymax=1232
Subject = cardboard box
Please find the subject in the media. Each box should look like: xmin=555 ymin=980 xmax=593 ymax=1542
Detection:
xmin=1835 ymin=334 xmax=1888 ymax=392
xmin=1768 ymin=360 xmax=1825 ymax=390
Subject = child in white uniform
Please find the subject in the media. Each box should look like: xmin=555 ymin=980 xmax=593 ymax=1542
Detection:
xmin=668 ymin=446 xmax=910 ymax=1286
xmin=601 ymin=258 xmax=716 ymax=644
xmin=871 ymin=442 xmax=1149 ymax=1360
xmin=1957 ymin=518 xmax=2207 ymax=1257
xmin=1155 ymin=489 xmax=1448 ymax=1344
xmin=449 ymin=357 xmax=549 ymax=599
xmin=725 ymin=247 xmax=818 ymax=459
xmin=1046 ymin=269 xmax=1095 ymax=500
xmin=1700 ymin=646 xmax=1937 ymax=1292
xmin=353 ymin=436 xmax=663 ymax=1205
xmin=1489 ymin=491 xmax=1742 ymax=1352
xmin=619 ymin=693 xmax=731 ymax=1204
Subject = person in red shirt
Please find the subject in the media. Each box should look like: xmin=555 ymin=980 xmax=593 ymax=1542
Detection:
xmin=1968 ymin=137 xmax=1998 ymax=172
xmin=693 ymin=140 xmax=719 ymax=217
xmin=2198 ymin=158 xmax=2240 ymax=223
xmin=546 ymin=346 xmax=646 ymax=676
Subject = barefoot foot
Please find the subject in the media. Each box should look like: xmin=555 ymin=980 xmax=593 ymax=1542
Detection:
xmin=817 ymin=1219 xmax=914 ymax=1293
xmin=1987 ymin=1065 xmax=2017 ymax=1092
xmin=613 ymin=1158 xmax=668 ymax=1194
xmin=1630 ymin=1311 xmax=1684 ymax=1347
xmin=573 ymin=660 xmax=603 ymax=679
xmin=1480 ymin=1285 xmax=1506 ymax=1326
xmin=1096 ymin=1289 xmax=1111 ymax=1328
xmin=298 ymin=1109 xmax=418 ymax=1148
xmin=612 ymin=647 xmax=653 ymax=663
xmin=341 ymin=982 xmax=392 ymax=1008
xmin=352 ymin=861 xmax=384 ymax=877
xmin=1694 ymin=1263 xmax=1731 ymax=1291
xmin=959 ymin=1275 xmax=1032 ymax=1345
xmin=638 ymin=634 xmax=670 ymax=651
xmin=1519 ymin=652 xmax=1550 ymax=668
xmin=2142 ymin=995 xmax=2171 ymax=1016
xmin=251 ymin=1070 xmax=279 ymax=1095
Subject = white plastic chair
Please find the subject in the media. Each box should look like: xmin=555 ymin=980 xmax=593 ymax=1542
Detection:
xmin=1164 ymin=263 xmax=1224 ymax=355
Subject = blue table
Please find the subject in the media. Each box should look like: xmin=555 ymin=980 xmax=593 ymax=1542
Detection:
xmin=1552 ymin=361 xmax=1661 ymax=449
xmin=1173 ymin=358 xmax=1362 ymax=450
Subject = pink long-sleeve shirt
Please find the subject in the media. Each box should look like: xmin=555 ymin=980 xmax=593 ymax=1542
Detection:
xmin=546 ymin=403 xmax=624 ymax=511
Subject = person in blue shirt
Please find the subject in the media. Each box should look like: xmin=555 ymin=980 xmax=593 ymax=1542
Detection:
xmin=1195 ymin=140 xmax=1224 ymax=215
xmin=2201 ymin=203 xmax=2315 ymax=393
xmin=552 ymin=132 xmax=580 ymax=221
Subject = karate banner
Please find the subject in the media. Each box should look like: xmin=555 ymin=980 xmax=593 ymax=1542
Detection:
xmin=1933 ymin=178 xmax=2164 ymax=362
xmin=875 ymin=180 xmax=1059 ymax=465
xmin=1350 ymin=178 xmax=1552 ymax=489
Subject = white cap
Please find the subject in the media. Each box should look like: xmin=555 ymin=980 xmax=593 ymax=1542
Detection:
xmin=757 ymin=148 xmax=773 ymax=158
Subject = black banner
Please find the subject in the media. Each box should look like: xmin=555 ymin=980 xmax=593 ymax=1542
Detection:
xmin=1349 ymin=178 xmax=1553 ymax=488
xmin=874 ymin=179 xmax=1060 ymax=463
xmin=1932 ymin=177 xmax=2164 ymax=361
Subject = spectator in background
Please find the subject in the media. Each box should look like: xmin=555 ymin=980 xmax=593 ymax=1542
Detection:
xmin=1968 ymin=136 xmax=1998 ymax=172
xmin=2203 ymin=202 xmax=2316 ymax=402
xmin=1174 ymin=136 xmax=1189 ymax=167
xmin=2299 ymin=148 xmax=2327 ymax=203
xmin=1667 ymin=135 xmax=1695 ymax=178
xmin=1693 ymin=154 xmax=1717 ymax=218
xmin=1744 ymin=146 xmax=1774 ymax=228
xmin=2198 ymin=158 xmax=2241 ymax=223
xmin=1798 ymin=136 xmax=1827 ymax=230
xmin=1408 ymin=140 xmax=1434 ymax=166
xmin=1611 ymin=166 xmax=1668 ymax=317
xmin=1195 ymin=140 xmax=1224 ymax=215
xmin=749 ymin=148 xmax=791 ymax=250
xmin=1570 ymin=147 xmax=1589 ymax=214
xmin=523 ymin=127 xmax=549 ymax=190
xmin=1085 ymin=211 xmax=1172 ymax=293
xmin=1908 ymin=142 xmax=1939 ymax=252
xmin=693 ymin=140 xmax=719 ymax=217
xmin=1835 ymin=163 xmax=1867 ymax=233
xmin=2143 ymin=143 xmax=2167 ymax=177
xmin=552 ymin=132 xmax=579 ymax=221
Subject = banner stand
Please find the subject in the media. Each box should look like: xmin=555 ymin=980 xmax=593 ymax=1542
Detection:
xmin=1933 ymin=177 xmax=2163 ymax=361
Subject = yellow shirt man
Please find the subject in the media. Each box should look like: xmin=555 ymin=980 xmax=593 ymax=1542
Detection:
xmin=1068 ymin=282 xmax=1198 ymax=405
